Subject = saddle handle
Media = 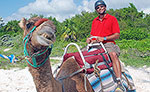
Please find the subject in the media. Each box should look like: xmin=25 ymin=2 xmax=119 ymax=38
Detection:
xmin=88 ymin=36 xmax=108 ymax=53
xmin=61 ymin=43 xmax=87 ymax=68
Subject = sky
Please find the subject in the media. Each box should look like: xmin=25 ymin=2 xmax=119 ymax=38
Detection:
xmin=0 ymin=0 xmax=150 ymax=23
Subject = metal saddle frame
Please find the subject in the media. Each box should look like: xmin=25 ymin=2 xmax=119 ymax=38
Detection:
xmin=53 ymin=36 xmax=128 ymax=92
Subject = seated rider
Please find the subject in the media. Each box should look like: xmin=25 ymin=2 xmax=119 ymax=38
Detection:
xmin=86 ymin=0 xmax=122 ymax=86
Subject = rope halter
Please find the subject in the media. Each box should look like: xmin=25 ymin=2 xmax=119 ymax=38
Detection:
xmin=23 ymin=18 xmax=53 ymax=68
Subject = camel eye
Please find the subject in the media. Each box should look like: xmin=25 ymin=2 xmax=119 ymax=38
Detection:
xmin=26 ymin=22 xmax=34 ymax=29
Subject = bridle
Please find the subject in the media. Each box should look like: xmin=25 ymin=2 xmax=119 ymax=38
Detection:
xmin=23 ymin=18 xmax=53 ymax=68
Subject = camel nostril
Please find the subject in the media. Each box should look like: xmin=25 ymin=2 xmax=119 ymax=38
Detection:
xmin=41 ymin=33 xmax=54 ymax=41
xmin=42 ymin=33 xmax=48 ymax=38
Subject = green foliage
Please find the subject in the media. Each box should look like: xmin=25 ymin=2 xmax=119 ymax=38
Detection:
xmin=118 ymin=39 xmax=150 ymax=52
xmin=117 ymin=39 xmax=150 ymax=67
xmin=60 ymin=19 xmax=77 ymax=41
xmin=0 ymin=17 xmax=4 ymax=28
xmin=0 ymin=60 xmax=27 ymax=69
xmin=0 ymin=3 xmax=150 ymax=68
xmin=0 ymin=20 xmax=23 ymax=36
xmin=71 ymin=11 xmax=96 ymax=41
xmin=108 ymin=3 xmax=145 ymax=31
xmin=51 ymin=40 xmax=87 ymax=57
xmin=120 ymin=28 xmax=148 ymax=40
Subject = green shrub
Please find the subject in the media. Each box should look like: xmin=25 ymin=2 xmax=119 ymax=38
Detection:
xmin=120 ymin=28 xmax=148 ymax=40
xmin=117 ymin=39 xmax=150 ymax=67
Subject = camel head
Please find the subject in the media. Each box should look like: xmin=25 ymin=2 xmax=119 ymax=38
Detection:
xmin=19 ymin=17 xmax=56 ymax=48
xmin=19 ymin=17 xmax=56 ymax=68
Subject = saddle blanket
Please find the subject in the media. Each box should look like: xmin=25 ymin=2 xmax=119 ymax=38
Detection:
xmin=87 ymin=67 xmax=136 ymax=92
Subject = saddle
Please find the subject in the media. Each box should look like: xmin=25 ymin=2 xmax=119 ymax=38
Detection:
xmin=63 ymin=47 xmax=112 ymax=74
xmin=53 ymin=42 xmax=136 ymax=92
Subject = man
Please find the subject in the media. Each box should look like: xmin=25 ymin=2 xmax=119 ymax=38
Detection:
xmin=86 ymin=0 xmax=123 ymax=89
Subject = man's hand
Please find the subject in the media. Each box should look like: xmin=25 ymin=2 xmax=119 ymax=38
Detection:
xmin=86 ymin=38 xmax=91 ymax=44
xmin=96 ymin=37 xmax=104 ymax=42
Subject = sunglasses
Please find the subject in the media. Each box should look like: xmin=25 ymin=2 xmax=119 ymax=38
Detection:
xmin=96 ymin=5 xmax=105 ymax=10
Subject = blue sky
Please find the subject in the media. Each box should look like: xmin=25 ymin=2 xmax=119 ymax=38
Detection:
xmin=1 ymin=0 xmax=150 ymax=22
xmin=0 ymin=0 xmax=34 ymax=17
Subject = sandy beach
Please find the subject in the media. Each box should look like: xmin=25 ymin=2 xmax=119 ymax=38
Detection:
xmin=0 ymin=64 xmax=150 ymax=92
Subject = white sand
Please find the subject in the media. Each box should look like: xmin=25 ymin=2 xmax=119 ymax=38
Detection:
xmin=0 ymin=65 xmax=150 ymax=92
xmin=126 ymin=66 xmax=150 ymax=92
xmin=0 ymin=68 xmax=36 ymax=92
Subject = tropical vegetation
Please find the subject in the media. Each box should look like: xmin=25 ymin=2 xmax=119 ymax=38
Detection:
xmin=0 ymin=3 xmax=150 ymax=69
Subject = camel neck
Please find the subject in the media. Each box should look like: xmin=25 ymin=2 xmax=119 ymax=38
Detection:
xmin=28 ymin=59 xmax=62 ymax=92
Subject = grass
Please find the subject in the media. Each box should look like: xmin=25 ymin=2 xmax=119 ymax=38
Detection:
xmin=0 ymin=58 xmax=60 ymax=69
xmin=0 ymin=58 xmax=27 ymax=69
xmin=119 ymin=53 xmax=150 ymax=67
xmin=117 ymin=39 xmax=150 ymax=67
xmin=50 ymin=59 xmax=60 ymax=66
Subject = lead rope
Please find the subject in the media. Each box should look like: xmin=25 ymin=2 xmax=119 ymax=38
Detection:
xmin=84 ymin=70 xmax=88 ymax=92
xmin=122 ymin=72 xmax=132 ymax=90
xmin=94 ymin=60 xmax=104 ymax=92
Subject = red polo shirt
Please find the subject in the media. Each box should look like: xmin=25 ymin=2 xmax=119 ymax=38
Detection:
xmin=90 ymin=14 xmax=120 ymax=44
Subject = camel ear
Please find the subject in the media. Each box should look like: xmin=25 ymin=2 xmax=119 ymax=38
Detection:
xmin=19 ymin=17 xmax=26 ymax=30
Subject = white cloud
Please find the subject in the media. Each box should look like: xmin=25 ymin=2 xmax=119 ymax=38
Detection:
xmin=4 ymin=0 xmax=77 ymax=22
xmin=143 ymin=8 xmax=150 ymax=14
xmin=77 ymin=0 xmax=95 ymax=13
xmin=104 ymin=0 xmax=150 ymax=13
xmin=4 ymin=0 xmax=150 ymax=23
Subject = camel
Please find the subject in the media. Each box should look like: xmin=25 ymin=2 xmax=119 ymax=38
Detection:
xmin=19 ymin=17 xmax=94 ymax=92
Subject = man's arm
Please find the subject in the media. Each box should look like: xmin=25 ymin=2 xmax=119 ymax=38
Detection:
xmin=86 ymin=33 xmax=120 ymax=43
xmin=96 ymin=33 xmax=120 ymax=42
xmin=105 ymin=33 xmax=120 ymax=40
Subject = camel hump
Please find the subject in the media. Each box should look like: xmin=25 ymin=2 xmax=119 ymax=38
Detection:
xmin=60 ymin=57 xmax=81 ymax=73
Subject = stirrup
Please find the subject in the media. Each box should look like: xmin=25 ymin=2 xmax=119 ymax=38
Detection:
xmin=115 ymin=82 xmax=127 ymax=92
xmin=115 ymin=78 xmax=126 ymax=92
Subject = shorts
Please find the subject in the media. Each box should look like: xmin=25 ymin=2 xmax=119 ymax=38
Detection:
xmin=104 ymin=42 xmax=120 ymax=57
xmin=89 ymin=42 xmax=120 ymax=57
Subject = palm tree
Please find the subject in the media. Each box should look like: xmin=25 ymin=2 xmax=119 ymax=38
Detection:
xmin=0 ymin=17 xmax=4 ymax=28
xmin=61 ymin=19 xmax=77 ymax=41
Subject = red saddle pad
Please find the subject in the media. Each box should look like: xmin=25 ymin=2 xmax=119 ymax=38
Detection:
xmin=63 ymin=48 xmax=112 ymax=74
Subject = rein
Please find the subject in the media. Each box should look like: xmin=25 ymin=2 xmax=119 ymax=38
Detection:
xmin=23 ymin=20 xmax=53 ymax=68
